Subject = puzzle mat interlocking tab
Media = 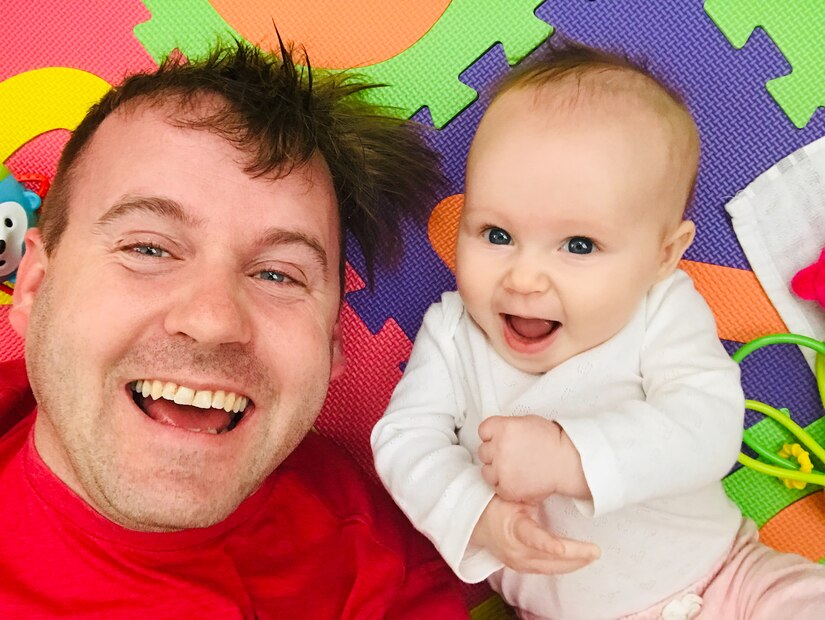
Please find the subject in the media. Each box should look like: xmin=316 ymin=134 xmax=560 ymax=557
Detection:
xmin=706 ymin=0 xmax=825 ymax=129
xmin=2 ymin=2 xmax=825 ymax=610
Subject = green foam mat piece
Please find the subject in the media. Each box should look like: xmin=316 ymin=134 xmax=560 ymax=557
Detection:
xmin=134 ymin=0 xmax=552 ymax=127
xmin=705 ymin=0 xmax=825 ymax=128
xmin=470 ymin=594 xmax=516 ymax=620
xmin=356 ymin=0 xmax=551 ymax=127
xmin=724 ymin=414 xmax=825 ymax=527
xmin=135 ymin=0 xmax=240 ymax=63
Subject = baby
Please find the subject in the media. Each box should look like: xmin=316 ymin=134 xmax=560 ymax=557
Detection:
xmin=372 ymin=43 xmax=825 ymax=619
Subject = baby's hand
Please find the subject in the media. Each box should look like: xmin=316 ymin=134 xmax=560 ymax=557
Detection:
xmin=470 ymin=496 xmax=600 ymax=574
xmin=478 ymin=415 xmax=566 ymax=503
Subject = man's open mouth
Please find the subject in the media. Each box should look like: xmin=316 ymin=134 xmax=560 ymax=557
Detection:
xmin=504 ymin=314 xmax=561 ymax=343
xmin=130 ymin=380 xmax=252 ymax=434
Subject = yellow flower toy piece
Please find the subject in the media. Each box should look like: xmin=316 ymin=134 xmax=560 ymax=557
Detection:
xmin=777 ymin=443 xmax=814 ymax=489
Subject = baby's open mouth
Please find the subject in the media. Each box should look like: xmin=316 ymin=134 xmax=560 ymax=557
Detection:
xmin=504 ymin=314 xmax=561 ymax=342
xmin=130 ymin=380 xmax=252 ymax=434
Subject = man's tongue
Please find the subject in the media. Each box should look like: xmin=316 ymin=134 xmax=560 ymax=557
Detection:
xmin=142 ymin=398 xmax=233 ymax=433
xmin=508 ymin=315 xmax=555 ymax=340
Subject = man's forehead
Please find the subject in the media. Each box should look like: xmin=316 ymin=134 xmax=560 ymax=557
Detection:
xmin=87 ymin=101 xmax=232 ymax=163
xmin=112 ymin=91 xmax=228 ymax=127
xmin=79 ymin=101 xmax=330 ymax=190
xmin=71 ymin=105 xmax=339 ymax=231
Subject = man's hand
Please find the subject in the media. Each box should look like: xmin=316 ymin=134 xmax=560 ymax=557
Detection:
xmin=470 ymin=496 xmax=600 ymax=574
xmin=478 ymin=415 xmax=590 ymax=503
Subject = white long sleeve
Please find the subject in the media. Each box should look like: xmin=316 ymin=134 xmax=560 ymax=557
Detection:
xmin=371 ymin=297 xmax=500 ymax=582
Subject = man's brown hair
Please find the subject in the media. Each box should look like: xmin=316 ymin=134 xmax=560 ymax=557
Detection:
xmin=39 ymin=36 xmax=443 ymax=287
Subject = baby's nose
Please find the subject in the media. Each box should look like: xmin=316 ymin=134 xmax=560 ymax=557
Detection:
xmin=505 ymin=259 xmax=551 ymax=294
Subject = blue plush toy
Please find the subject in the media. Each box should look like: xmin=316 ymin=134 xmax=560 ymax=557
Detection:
xmin=0 ymin=164 xmax=40 ymax=283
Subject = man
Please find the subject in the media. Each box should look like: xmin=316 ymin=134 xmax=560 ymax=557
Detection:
xmin=0 ymin=38 xmax=467 ymax=617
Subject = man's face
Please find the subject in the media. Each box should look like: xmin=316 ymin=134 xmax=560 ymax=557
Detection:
xmin=11 ymin=103 xmax=344 ymax=531
xmin=456 ymin=88 xmax=685 ymax=374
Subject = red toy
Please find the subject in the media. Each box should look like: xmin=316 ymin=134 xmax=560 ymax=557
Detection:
xmin=791 ymin=247 xmax=825 ymax=309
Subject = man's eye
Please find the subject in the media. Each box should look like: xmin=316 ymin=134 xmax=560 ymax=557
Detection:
xmin=483 ymin=227 xmax=512 ymax=245
xmin=257 ymin=270 xmax=295 ymax=284
xmin=565 ymin=237 xmax=595 ymax=255
xmin=129 ymin=244 xmax=169 ymax=258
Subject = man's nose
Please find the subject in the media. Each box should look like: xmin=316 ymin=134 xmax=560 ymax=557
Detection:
xmin=503 ymin=254 xmax=551 ymax=295
xmin=163 ymin=273 xmax=253 ymax=345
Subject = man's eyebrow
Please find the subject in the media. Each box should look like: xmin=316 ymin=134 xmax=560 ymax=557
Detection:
xmin=95 ymin=195 xmax=204 ymax=229
xmin=257 ymin=228 xmax=329 ymax=273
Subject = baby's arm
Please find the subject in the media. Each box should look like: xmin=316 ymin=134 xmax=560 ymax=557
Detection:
xmin=372 ymin=302 xmax=501 ymax=582
xmin=477 ymin=415 xmax=591 ymax=504
xmin=556 ymin=271 xmax=745 ymax=517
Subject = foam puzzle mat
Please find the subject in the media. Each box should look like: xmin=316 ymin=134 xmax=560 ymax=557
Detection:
xmin=2 ymin=1 xmax=825 ymax=615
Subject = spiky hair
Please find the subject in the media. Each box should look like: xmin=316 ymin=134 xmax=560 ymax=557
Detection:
xmin=39 ymin=36 xmax=443 ymax=288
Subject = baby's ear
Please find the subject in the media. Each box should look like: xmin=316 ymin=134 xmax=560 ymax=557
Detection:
xmin=656 ymin=220 xmax=695 ymax=281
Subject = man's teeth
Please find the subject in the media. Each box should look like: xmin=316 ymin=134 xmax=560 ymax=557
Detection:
xmin=132 ymin=380 xmax=249 ymax=413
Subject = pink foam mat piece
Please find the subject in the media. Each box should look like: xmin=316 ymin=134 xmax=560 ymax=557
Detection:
xmin=1 ymin=0 xmax=155 ymax=83
xmin=316 ymin=265 xmax=413 ymax=476
xmin=0 ymin=308 xmax=24 ymax=363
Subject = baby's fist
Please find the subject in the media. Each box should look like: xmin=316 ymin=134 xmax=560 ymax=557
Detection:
xmin=477 ymin=415 xmax=564 ymax=503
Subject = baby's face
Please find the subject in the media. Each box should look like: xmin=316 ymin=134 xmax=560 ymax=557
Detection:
xmin=456 ymin=88 xmax=689 ymax=373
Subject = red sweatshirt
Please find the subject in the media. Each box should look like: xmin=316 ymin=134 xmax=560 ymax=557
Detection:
xmin=0 ymin=357 xmax=467 ymax=619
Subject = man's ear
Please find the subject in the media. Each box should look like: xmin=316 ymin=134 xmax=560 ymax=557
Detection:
xmin=9 ymin=228 xmax=48 ymax=337
xmin=656 ymin=219 xmax=695 ymax=281
xmin=329 ymin=319 xmax=346 ymax=381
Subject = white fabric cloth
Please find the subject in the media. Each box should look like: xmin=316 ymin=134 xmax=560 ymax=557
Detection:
xmin=372 ymin=270 xmax=745 ymax=619
xmin=726 ymin=136 xmax=825 ymax=368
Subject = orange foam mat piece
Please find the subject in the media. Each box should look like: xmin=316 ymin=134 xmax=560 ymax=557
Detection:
xmin=759 ymin=491 xmax=825 ymax=562
xmin=211 ymin=0 xmax=449 ymax=68
xmin=678 ymin=260 xmax=788 ymax=343
xmin=427 ymin=192 xmax=462 ymax=272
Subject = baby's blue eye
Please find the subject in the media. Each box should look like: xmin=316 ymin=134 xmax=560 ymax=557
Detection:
xmin=484 ymin=227 xmax=512 ymax=245
xmin=566 ymin=237 xmax=594 ymax=254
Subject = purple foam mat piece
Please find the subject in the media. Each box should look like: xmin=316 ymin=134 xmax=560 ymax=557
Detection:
xmin=722 ymin=340 xmax=824 ymax=430
xmin=345 ymin=0 xmax=825 ymax=448
xmin=344 ymin=46 xmax=511 ymax=339
xmin=429 ymin=43 xmax=512 ymax=189
xmin=347 ymin=1 xmax=825 ymax=339
xmin=345 ymin=219 xmax=456 ymax=339
xmin=537 ymin=0 xmax=825 ymax=269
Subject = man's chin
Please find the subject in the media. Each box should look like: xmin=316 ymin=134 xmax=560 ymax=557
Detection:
xmin=95 ymin=482 xmax=256 ymax=532
xmin=108 ymin=502 xmax=239 ymax=533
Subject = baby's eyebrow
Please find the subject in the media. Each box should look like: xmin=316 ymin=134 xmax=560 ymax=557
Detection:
xmin=95 ymin=195 xmax=204 ymax=230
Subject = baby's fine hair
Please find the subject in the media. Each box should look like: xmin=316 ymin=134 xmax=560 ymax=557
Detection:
xmin=493 ymin=39 xmax=691 ymax=116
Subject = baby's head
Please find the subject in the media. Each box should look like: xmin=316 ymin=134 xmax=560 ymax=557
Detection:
xmin=455 ymin=42 xmax=700 ymax=374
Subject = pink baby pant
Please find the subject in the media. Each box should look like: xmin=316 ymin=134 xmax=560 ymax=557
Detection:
xmin=622 ymin=518 xmax=825 ymax=620
xmin=518 ymin=519 xmax=825 ymax=619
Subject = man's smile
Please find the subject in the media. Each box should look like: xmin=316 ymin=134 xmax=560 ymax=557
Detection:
xmin=131 ymin=380 xmax=253 ymax=434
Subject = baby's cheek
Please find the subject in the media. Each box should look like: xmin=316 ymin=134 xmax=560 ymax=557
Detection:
xmin=577 ymin=299 xmax=629 ymax=342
